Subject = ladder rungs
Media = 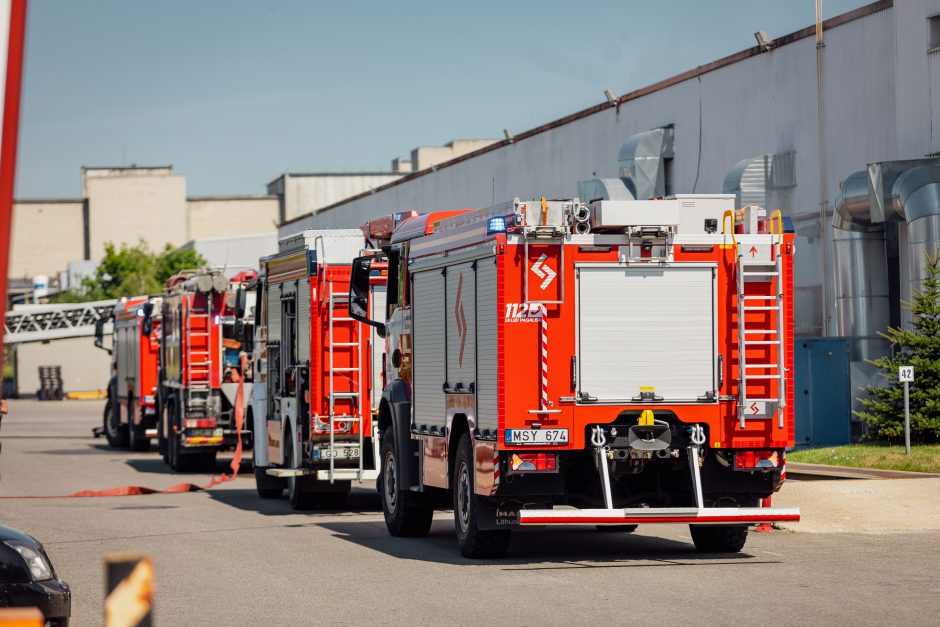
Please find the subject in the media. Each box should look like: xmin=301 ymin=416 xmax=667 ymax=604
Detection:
xmin=745 ymin=364 xmax=779 ymax=369
xmin=744 ymin=340 xmax=781 ymax=345
xmin=329 ymin=342 xmax=359 ymax=347
xmin=741 ymin=295 xmax=777 ymax=300
xmin=331 ymin=367 xmax=359 ymax=372
xmin=332 ymin=317 xmax=354 ymax=322
xmin=330 ymin=392 xmax=359 ymax=398
xmin=740 ymin=398 xmax=778 ymax=402
xmin=742 ymin=272 xmax=779 ymax=276
xmin=744 ymin=329 xmax=777 ymax=334
xmin=742 ymin=306 xmax=780 ymax=311
xmin=746 ymin=375 xmax=780 ymax=379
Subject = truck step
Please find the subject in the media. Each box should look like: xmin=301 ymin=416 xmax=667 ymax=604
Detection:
xmin=518 ymin=506 xmax=800 ymax=526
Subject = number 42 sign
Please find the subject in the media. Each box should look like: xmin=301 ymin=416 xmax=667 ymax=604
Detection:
xmin=899 ymin=366 xmax=915 ymax=383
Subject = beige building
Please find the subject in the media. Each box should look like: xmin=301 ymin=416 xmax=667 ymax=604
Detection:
xmin=410 ymin=139 xmax=499 ymax=171
xmin=9 ymin=166 xmax=279 ymax=284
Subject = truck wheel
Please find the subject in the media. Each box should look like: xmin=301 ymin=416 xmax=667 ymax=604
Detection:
xmin=254 ymin=466 xmax=284 ymax=499
xmin=285 ymin=428 xmax=316 ymax=510
xmin=128 ymin=398 xmax=150 ymax=452
xmin=453 ymin=433 xmax=510 ymax=559
xmin=689 ymin=525 xmax=748 ymax=553
xmin=381 ymin=428 xmax=433 ymax=537
xmin=104 ymin=395 xmax=128 ymax=448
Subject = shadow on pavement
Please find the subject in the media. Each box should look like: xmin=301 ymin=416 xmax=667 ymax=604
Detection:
xmin=206 ymin=487 xmax=382 ymax=517
xmin=317 ymin=519 xmax=772 ymax=567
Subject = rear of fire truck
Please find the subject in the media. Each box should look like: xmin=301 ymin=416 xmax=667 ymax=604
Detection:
xmin=252 ymin=230 xmax=386 ymax=510
xmin=99 ymin=296 xmax=161 ymax=452
xmin=157 ymin=269 xmax=254 ymax=472
xmin=351 ymin=197 xmax=799 ymax=558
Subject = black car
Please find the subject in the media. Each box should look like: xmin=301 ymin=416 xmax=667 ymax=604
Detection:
xmin=0 ymin=525 xmax=70 ymax=626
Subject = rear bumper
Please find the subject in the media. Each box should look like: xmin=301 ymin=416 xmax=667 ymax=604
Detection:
xmin=518 ymin=506 xmax=800 ymax=526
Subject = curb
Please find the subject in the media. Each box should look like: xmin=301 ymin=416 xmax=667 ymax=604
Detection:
xmin=788 ymin=462 xmax=940 ymax=480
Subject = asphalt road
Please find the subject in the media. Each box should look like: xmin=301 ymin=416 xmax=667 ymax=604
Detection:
xmin=3 ymin=399 xmax=940 ymax=626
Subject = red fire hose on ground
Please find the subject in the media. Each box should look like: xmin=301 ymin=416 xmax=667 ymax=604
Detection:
xmin=1 ymin=356 xmax=247 ymax=500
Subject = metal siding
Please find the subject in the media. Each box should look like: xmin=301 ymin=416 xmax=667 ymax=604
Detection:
xmin=267 ymin=282 xmax=281 ymax=342
xmin=445 ymin=262 xmax=475 ymax=388
xmin=476 ymin=257 xmax=498 ymax=431
xmin=297 ymin=278 xmax=310 ymax=363
xmin=577 ymin=265 xmax=715 ymax=402
xmin=412 ymin=269 xmax=446 ymax=427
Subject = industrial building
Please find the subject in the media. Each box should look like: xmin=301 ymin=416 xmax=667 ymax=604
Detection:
xmin=279 ymin=0 xmax=937 ymax=445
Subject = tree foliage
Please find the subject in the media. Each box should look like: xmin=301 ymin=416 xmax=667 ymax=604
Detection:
xmin=857 ymin=250 xmax=940 ymax=443
xmin=50 ymin=241 xmax=206 ymax=303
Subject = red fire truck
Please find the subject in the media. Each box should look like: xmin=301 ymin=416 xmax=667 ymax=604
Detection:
xmin=154 ymin=269 xmax=256 ymax=472
xmin=97 ymin=296 xmax=162 ymax=451
xmin=349 ymin=196 xmax=800 ymax=558
xmin=252 ymin=230 xmax=386 ymax=510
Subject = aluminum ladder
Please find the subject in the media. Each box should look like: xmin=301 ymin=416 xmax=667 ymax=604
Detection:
xmin=735 ymin=232 xmax=786 ymax=429
xmin=185 ymin=298 xmax=213 ymax=416
xmin=325 ymin=286 xmax=364 ymax=483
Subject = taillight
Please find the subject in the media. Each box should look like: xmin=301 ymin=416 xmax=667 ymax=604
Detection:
xmin=509 ymin=453 xmax=557 ymax=473
xmin=734 ymin=450 xmax=780 ymax=470
xmin=184 ymin=418 xmax=217 ymax=429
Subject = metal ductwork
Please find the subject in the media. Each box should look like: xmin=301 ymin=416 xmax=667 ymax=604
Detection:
xmin=618 ymin=127 xmax=674 ymax=200
xmin=576 ymin=178 xmax=635 ymax=204
xmin=832 ymin=160 xmax=940 ymax=346
xmin=723 ymin=152 xmax=797 ymax=212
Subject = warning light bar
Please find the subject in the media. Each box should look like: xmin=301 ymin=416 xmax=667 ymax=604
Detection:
xmin=734 ymin=450 xmax=780 ymax=470
xmin=509 ymin=453 xmax=557 ymax=473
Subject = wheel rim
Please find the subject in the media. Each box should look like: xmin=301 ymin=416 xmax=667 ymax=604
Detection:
xmin=457 ymin=462 xmax=471 ymax=533
xmin=106 ymin=402 xmax=120 ymax=438
xmin=383 ymin=451 xmax=398 ymax=514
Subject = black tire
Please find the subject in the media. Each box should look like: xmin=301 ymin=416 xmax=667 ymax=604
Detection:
xmin=128 ymin=397 xmax=151 ymax=452
xmin=381 ymin=428 xmax=433 ymax=537
xmin=285 ymin=427 xmax=316 ymax=510
xmin=313 ymin=486 xmax=350 ymax=510
xmin=595 ymin=525 xmax=638 ymax=533
xmin=689 ymin=524 xmax=749 ymax=553
xmin=103 ymin=394 xmax=128 ymax=448
xmin=254 ymin=466 xmax=284 ymax=499
xmin=453 ymin=433 xmax=511 ymax=559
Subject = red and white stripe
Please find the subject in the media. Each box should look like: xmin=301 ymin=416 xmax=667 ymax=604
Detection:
xmin=540 ymin=314 xmax=549 ymax=409
xmin=492 ymin=445 xmax=500 ymax=493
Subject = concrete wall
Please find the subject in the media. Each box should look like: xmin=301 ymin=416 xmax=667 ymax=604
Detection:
xmin=187 ymin=195 xmax=279 ymax=240
xmin=411 ymin=139 xmax=499 ymax=171
xmin=86 ymin=171 xmax=188 ymax=258
xmin=9 ymin=200 xmax=85 ymax=278
xmin=180 ymin=234 xmax=278 ymax=270
xmin=14 ymin=336 xmax=110 ymax=396
xmin=269 ymin=173 xmax=405 ymax=222
xmin=281 ymin=3 xmax=920 ymax=339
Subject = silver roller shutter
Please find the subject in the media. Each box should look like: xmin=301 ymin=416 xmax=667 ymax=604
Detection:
xmin=475 ymin=257 xmax=498 ymax=431
xmin=577 ymin=264 xmax=716 ymax=402
xmin=412 ymin=269 xmax=446 ymax=428
xmin=445 ymin=262 xmax=475 ymax=390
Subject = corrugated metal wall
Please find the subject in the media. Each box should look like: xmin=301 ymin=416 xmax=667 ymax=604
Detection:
xmin=283 ymin=4 xmax=940 ymax=339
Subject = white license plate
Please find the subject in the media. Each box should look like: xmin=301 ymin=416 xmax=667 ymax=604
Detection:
xmin=504 ymin=429 xmax=568 ymax=446
xmin=316 ymin=447 xmax=360 ymax=460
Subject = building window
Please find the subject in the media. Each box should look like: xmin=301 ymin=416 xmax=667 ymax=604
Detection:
xmin=929 ymin=14 xmax=940 ymax=52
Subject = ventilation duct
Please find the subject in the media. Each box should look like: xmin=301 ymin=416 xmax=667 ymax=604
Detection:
xmin=723 ymin=152 xmax=796 ymax=213
xmin=618 ymin=127 xmax=674 ymax=200
xmin=576 ymin=178 xmax=635 ymax=203
xmin=832 ymin=159 xmax=940 ymax=345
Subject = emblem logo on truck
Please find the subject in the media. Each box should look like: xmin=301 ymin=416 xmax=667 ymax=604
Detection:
xmin=531 ymin=254 xmax=556 ymax=290
xmin=454 ymin=273 xmax=467 ymax=367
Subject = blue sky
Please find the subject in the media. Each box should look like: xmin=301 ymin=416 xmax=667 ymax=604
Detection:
xmin=16 ymin=0 xmax=868 ymax=198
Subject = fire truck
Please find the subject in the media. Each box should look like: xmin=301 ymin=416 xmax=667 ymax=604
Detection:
xmin=348 ymin=197 xmax=801 ymax=558
xmin=251 ymin=230 xmax=386 ymax=510
xmin=96 ymin=296 xmax=162 ymax=451
xmin=153 ymin=269 xmax=256 ymax=472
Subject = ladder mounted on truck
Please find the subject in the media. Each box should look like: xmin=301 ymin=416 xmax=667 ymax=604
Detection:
xmin=726 ymin=208 xmax=787 ymax=429
xmin=322 ymin=250 xmax=366 ymax=484
xmin=520 ymin=198 xmax=568 ymax=305
xmin=185 ymin=298 xmax=214 ymax=416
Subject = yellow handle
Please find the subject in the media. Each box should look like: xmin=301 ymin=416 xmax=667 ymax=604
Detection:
xmin=722 ymin=209 xmax=738 ymax=247
xmin=769 ymin=209 xmax=783 ymax=236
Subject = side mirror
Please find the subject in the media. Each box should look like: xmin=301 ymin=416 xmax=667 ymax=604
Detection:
xmin=349 ymin=255 xmax=386 ymax=338
xmin=235 ymin=286 xmax=247 ymax=319
xmin=141 ymin=301 xmax=154 ymax=336
xmin=234 ymin=319 xmax=245 ymax=339
xmin=94 ymin=318 xmax=112 ymax=355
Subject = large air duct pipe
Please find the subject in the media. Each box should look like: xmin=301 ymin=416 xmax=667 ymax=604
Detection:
xmin=832 ymin=161 xmax=940 ymax=345
xmin=832 ymin=171 xmax=890 ymax=360
xmin=618 ymin=127 xmax=675 ymax=200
